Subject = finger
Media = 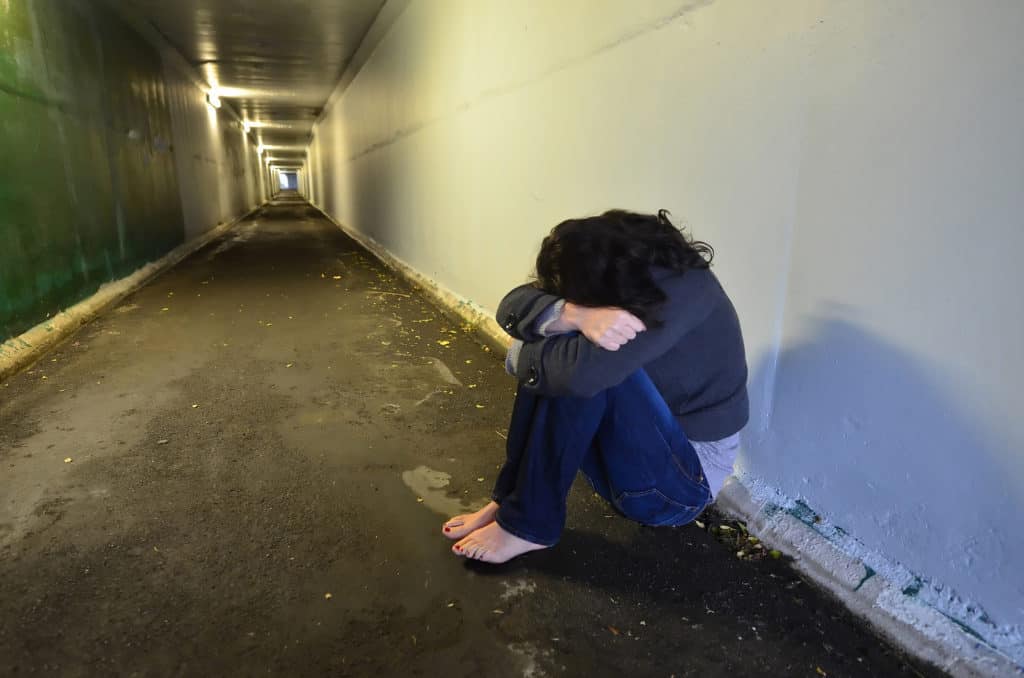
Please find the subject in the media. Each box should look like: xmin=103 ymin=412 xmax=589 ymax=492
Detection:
xmin=614 ymin=325 xmax=637 ymax=341
xmin=605 ymin=327 xmax=631 ymax=345
xmin=601 ymin=338 xmax=623 ymax=351
xmin=624 ymin=313 xmax=646 ymax=333
xmin=603 ymin=326 xmax=625 ymax=340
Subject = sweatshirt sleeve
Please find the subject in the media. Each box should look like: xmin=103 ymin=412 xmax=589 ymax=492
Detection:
xmin=495 ymin=284 xmax=563 ymax=342
xmin=513 ymin=274 xmax=719 ymax=396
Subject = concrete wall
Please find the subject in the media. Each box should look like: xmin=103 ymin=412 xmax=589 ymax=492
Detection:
xmin=308 ymin=0 xmax=1024 ymax=663
xmin=0 ymin=0 xmax=266 ymax=343
xmin=163 ymin=61 xmax=267 ymax=240
xmin=0 ymin=0 xmax=185 ymax=340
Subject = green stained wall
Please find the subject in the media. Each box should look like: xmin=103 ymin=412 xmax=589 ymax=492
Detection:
xmin=0 ymin=0 xmax=184 ymax=341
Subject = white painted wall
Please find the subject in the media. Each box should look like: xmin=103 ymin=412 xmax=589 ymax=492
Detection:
xmin=163 ymin=60 xmax=266 ymax=239
xmin=308 ymin=0 xmax=1024 ymax=661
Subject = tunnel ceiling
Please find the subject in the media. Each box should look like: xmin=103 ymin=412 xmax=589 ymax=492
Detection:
xmin=110 ymin=0 xmax=386 ymax=153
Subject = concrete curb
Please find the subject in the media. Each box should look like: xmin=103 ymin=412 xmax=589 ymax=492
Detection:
xmin=0 ymin=203 xmax=266 ymax=383
xmin=714 ymin=479 xmax=1021 ymax=678
xmin=311 ymin=204 xmax=509 ymax=355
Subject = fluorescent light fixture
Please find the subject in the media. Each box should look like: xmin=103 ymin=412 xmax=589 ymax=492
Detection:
xmin=206 ymin=91 xmax=221 ymax=109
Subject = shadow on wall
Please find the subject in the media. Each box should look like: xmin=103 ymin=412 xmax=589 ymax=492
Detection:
xmin=744 ymin=311 xmax=1021 ymax=634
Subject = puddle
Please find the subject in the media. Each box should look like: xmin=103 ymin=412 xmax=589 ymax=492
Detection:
xmin=500 ymin=578 xmax=537 ymax=601
xmin=425 ymin=357 xmax=462 ymax=386
xmin=401 ymin=465 xmax=487 ymax=516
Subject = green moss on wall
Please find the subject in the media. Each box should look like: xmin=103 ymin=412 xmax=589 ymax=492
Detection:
xmin=0 ymin=0 xmax=184 ymax=341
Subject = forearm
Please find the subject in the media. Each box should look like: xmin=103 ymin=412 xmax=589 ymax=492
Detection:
xmin=540 ymin=300 xmax=576 ymax=335
xmin=496 ymin=284 xmax=562 ymax=341
xmin=505 ymin=299 xmax=568 ymax=377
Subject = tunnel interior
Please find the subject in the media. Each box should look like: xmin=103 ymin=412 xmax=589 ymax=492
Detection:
xmin=2 ymin=1 xmax=1022 ymax=676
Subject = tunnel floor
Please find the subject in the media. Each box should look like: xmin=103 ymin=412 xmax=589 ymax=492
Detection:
xmin=0 ymin=198 xmax=944 ymax=677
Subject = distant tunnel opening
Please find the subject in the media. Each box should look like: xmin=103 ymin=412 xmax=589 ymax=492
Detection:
xmin=278 ymin=171 xmax=298 ymax=191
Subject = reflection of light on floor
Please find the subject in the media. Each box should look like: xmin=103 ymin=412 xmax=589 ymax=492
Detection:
xmin=401 ymin=465 xmax=488 ymax=516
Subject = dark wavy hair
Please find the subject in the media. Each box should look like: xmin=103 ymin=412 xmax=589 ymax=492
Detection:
xmin=534 ymin=209 xmax=713 ymax=324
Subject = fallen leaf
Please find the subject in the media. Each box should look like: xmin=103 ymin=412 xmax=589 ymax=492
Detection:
xmin=465 ymin=360 xmax=472 ymax=364
xmin=695 ymin=520 xmax=705 ymax=529
xmin=324 ymin=593 xmax=333 ymax=600
xmin=816 ymin=668 xmax=827 ymax=677
xmin=63 ymin=457 xmax=73 ymax=463
xmin=332 ymin=275 xmax=342 ymax=280
xmin=286 ymin=363 xmax=293 ymax=368
xmin=191 ymin=404 xmax=199 ymax=408
xmin=416 ymin=497 xmax=424 ymax=503
xmin=492 ymin=609 xmax=504 ymax=615
xmin=157 ymin=439 xmax=169 ymax=445
xmin=608 ymin=626 xmax=620 ymax=636
xmin=476 ymin=477 xmax=485 ymax=482
xmin=475 ymin=404 xmax=485 ymax=409
xmin=161 ymin=307 xmax=169 ymax=312
xmin=437 ymin=340 xmax=450 ymax=347
xmin=447 ymin=602 xmax=455 ymax=608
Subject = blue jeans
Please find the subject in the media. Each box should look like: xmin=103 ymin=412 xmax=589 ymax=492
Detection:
xmin=492 ymin=370 xmax=712 ymax=546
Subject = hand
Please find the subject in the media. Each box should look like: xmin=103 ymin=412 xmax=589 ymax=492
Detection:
xmin=564 ymin=303 xmax=646 ymax=351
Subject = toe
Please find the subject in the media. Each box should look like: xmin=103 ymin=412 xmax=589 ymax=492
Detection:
xmin=463 ymin=538 xmax=485 ymax=560
xmin=453 ymin=536 xmax=473 ymax=555
xmin=477 ymin=548 xmax=506 ymax=564
xmin=444 ymin=517 xmax=473 ymax=539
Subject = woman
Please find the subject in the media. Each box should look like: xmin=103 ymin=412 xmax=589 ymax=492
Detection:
xmin=443 ymin=210 xmax=748 ymax=563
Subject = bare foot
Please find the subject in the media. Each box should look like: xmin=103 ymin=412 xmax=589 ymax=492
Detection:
xmin=442 ymin=501 xmax=499 ymax=540
xmin=451 ymin=522 xmax=549 ymax=564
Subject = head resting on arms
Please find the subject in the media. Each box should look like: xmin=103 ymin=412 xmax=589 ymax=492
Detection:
xmin=534 ymin=209 xmax=714 ymax=325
